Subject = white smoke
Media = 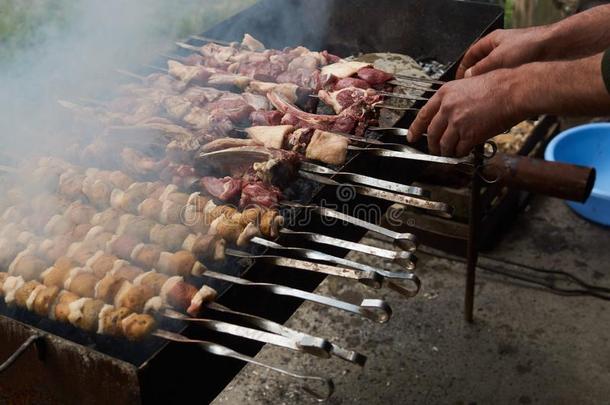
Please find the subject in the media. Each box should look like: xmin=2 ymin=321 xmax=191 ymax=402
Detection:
xmin=0 ymin=0 xmax=256 ymax=157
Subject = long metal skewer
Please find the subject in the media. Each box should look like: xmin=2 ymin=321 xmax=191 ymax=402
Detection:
xmin=249 ymin=238 xmax=421 ymax=298
xmin=190 ymin=35 xmax=237 ymax=47
xmin=299 ymin=171 xmax=454 ymax=218
xmin=202 ymin=302 xmax=367 ymax=366
xmin=226 ymin=249 xmax=384 ymax=288
xmin=300 ymin=161 xmax=429 ymax=198
xmin=348 ymin=145 xmax=472 ymax=166
xmin=200 ymin=267 xmax=392 ymax=323
xmin=155 ymin=329 xmax=334 ymax=402
xmin=279 ymin=229 xmax=417 ymax=270
xmin=392 ymin=74 xmax=446 ymax=85
xmin=281 ymin=201 xmax=418 ymax=252
xmin=163 ymin=309 xmax=331 ymax=357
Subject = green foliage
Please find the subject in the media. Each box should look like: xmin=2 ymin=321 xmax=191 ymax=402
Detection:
xmin=0 ymin=0 xmax=257 ymax=62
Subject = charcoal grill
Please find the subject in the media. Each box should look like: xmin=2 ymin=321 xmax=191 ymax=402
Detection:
xmin=0 ymin=1 xmax=593 ymax=403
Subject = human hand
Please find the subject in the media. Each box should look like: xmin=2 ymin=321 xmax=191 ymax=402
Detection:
xmin=456 ymin=27 xmax=551 ymax=79
xmin=408 ymin=69 xmax=523 ymax=157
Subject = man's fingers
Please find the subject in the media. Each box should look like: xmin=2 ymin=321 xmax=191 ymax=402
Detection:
xmin=425 ymin=112 xmax=448 ymax=156
xmin=407 ymin=94 xmax=442 ymax=143
xmin=439 ymin=126 xmax=459 ymax=157
xmin=456 ymin=34 xmax=497 ymax=79
xmin=455 ymin=139 xmax=474 ymax=158
xmin=466 ymin=50 xmax=501 ymax=77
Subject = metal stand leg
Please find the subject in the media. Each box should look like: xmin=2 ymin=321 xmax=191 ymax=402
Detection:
xmin=465 ymin=146 xmax=484 ymax=323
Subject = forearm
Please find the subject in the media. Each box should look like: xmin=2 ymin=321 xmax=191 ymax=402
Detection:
xmin=543 ymin=5 xmax=610 ymax=60
xmin=511 ymin=53 xmax=610 ymax=118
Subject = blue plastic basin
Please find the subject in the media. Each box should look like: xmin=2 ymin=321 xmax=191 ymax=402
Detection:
xmin=545 ymin=123 xmax=609 ymax=226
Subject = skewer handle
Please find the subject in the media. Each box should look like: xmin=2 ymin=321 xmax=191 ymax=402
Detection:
xmin=483 ymin=154 xmax=596 ymax=202
xmin=154 ymin=330 xmax=334 ymax=401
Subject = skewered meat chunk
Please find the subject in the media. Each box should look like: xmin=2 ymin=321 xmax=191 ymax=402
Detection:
xmin=117 ymin=215 xmax=156 ymax=242
xmin=40 ymin=236 xmax=75 ymax=263
xmin=107 ymin=235 xmax=140 ymax=261
xmin=200 ymin=177 xmax=242 ymax=202
xmin=157 ymin=251 xmax=202 ymax=276
xmin=0 ymin=272 xmax=9 ymax=290
xmin=321 ymin=61 xmax=371 ymax=80
xmin=64 ymin=269 xmax=98 ymax=298
xmin=138 ymin=198 xmax=163 ymax=221
xmin=86 ymin=252 xmax=119 ymax=279
xmin=149 ymin=224 xmax=191 ymax=252
xmin=182 ymin=233 xmax=226 ymax=262
xmin=99 ymin=306 xmax=133 ymax=337
xmin=0 ymin=239 xmax=24 ymax=268
xmin=334 ymin=77 xmax=371 ymax=90
xmin=357 ymin=67 xmax=394 ymax=85
xmin=239 ymin=182 xmax=282 ymax=209
xmin=58 ymin=172 xmax=86 ymax=200
xmin=41 ymin=266 xmax=70 ymax=289
xmin=285 ymin=127 xmax=315 ymax=154
xmin=121 ymin=313 xmax=156 ymax=341
xmin=159 ymin=200 xmax=184 ymax=226
xmin=95 ymin=274 xmax=127 ymax=304
xmin=8 ymin=253 xmax=48 ymax=281
xmin=33 ymin=285 xmax=60 ymax=317
xmin=91 ymin=208 xmax=123 ymax=233
xmin=200 ymin=138 xmax=258 ymax=153
xmin=318 ymin=87 xmax=381 ymax=114
xmin=2 ymin=276 xmax=25 ymax=305
xmin=134 ymin=270 xmax=169 ymax=293
xmin=110 ymin=261 xmax=144 ymax=282
xmin=259 ymin=210 xmax=284 ymax=239
xmin=245 ymin=125 xmax=294 ymax=149
xmin=82 ymin=178 xmax=112 ymax=209
xmin=69 ymin=298 xmax=106 ymax=332
xmin=64 ymin=202 xmax=96 ymax=225
xmin=14 ymin=280 xmax=42 ymax=308
xmin=44 ymin=215 xmax=74 ymax=236
xmin=54 ymin=291 xmax=80 ymax=322
xmin=114 ymin=283 xmax=155 ymax=313
xmin=249 ymin=110 xmax=283 ymax=126
xmin=131 ymin=243 xmax=162 ymax=270
xmin=72 ymin=223 xmax=94 ymax=240
xmin=306 ymin=130 xmax=348 ymax=166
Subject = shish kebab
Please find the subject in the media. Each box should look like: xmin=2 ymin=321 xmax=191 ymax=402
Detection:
xmin=1 ymin=161 xmax=397 ymax=318
xmin=0 ymin=220 xmax=345 ymax=361
xmin=62 ymin=96 xmax=452 ymax=216
xmin=44 ymin=159 xmax=420 ymax=296
xmin=0 ymin=274 xmax=334 ymax=401
xmin=0 ymin=189 xmax=380 ymax=363
xmin=187 ymin=33 xmax=443 ymax=89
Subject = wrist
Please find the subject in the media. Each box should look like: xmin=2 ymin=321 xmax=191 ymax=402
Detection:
xmin=535 ymin=24 xmax=561 ymax=60
xmin=497 ymin=66 xmax=532 ymax=122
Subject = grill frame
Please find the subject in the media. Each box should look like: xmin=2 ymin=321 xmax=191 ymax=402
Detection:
xmin=0 ymin=1 xmax=504 ymax=403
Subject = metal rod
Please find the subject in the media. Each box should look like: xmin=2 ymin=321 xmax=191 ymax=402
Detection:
xmin=226 ymin=248 xmax=383 ymax=288
xmin=300 ymin=161 xmax=429 ymax=198
xmin=205 ymin=302 xmax=367 ymax=365
xmin=279 ymin=229 xmax=417 ymax=270
xmin=115 ymin=68 xmax=146 ymax=82
xmin=0 ymin=334 xmax=44 ymax=373
xmin=163 ymin=309 xmax=330 ymax=357
xmin=176 ymin=41 xmax=203 ymax=53
xmin=375 ymin=104 xmax=421 ymax=112
xmin=190 ymin=35 xmax=236 ymax=47
xmin=248 ymin=238 xmax=421 ymax=298
xmin=154 ymin=329 xmax=334 ymax=401
xmin=202 ymin=268 xmax=392 ymax=323
xmin=281 ymin=201 xmax=418 ymax=252
xmin=465 ymin=145 xmax=484 ymax=322
xmin=392 ymin=74 xmax=446 ymax=85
